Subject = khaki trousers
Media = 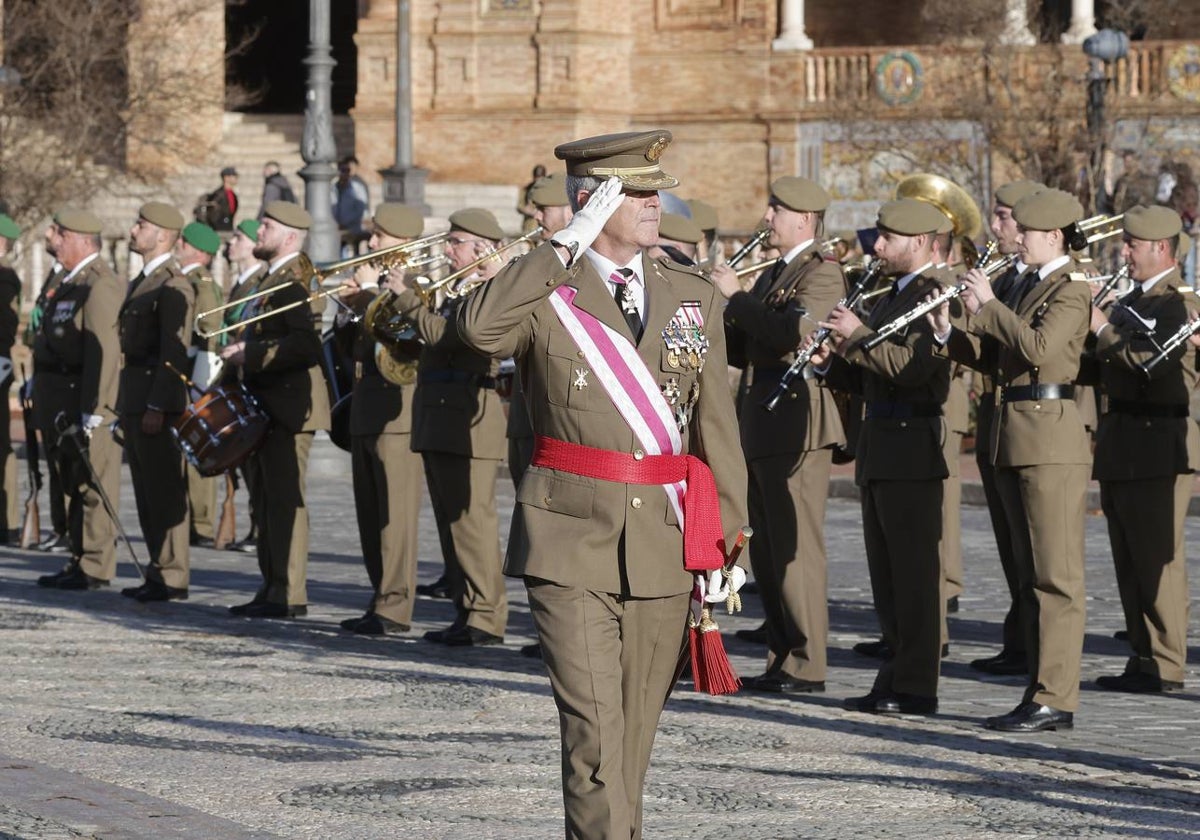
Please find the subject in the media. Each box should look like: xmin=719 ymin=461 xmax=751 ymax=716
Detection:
xmin=124 ymin=415 xmax=191 ymax=588
xmin=941 ymin=432 xmax=964 ymax=616
xmin=423 ymin=451 xmax=507 ymax=637
xmin=974 ymin=401 xmax=1024 ymax=654
xmin=51 ymin=425 xmax=120 ymax=580
xmin=747 ymin=448 xmax=832 ymax=681
xmin=351 ymin=432 xmax=422 ymax=625
xmin=528 ymin=579 xmax=690 ymax=840
xmin=187 ymin=463 xmax=218 ymax=539
xmin=1101 ymin=475 xmax=1191 ymax=684
xmin=247 ymin=428 xmax=313 ymax=606
xmin=995 ymin=463 xmax=1088 ymax=711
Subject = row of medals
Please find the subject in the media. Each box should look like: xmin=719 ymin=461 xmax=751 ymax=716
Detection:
xmin=662 ymin=321 xmax=707 ymax=431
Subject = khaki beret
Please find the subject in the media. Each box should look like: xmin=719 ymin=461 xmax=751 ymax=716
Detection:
xmin=373 ymin=203 xmax=424 ymax=239
xmin=658 ymin=213 xmax=703 ymax=245
xmin=1012 ymin=188 xmax=1083 ymax=231
xmin=529 ymin=173 xmax=570 ymax=208
xmin=182 ymin=222 xmax=220 ymax=255
xmin=876 ymin=198 xmax=948 ymax=236
xmin=138 ymin=201 xmax=184 ymax=231
xmin=1178 ymin=231 xmax=1191 ymax=263
xmin=1123 ymin=204 xmax=1183 ymax=241
xmin=236 ymin=219 xmax=260 ymax=241
xmin=994 ymin=180 xmax=1044 ymax=209
xmin=554 ymin=130 xmax=678 ymax=191
xmin=263 ymin=200 xmax=312 ymax=231
xmin=0 ymin=214 xmax=19 ymax=240
xmin=770 ymin=177 xmax=831 ymax=213
xmin=449 ymin=208 xmax=505 ymax=241
xmin=685 ymin=199 xmax=718 ymax=231
xmin=53 ymin=208 xmax=103 ymax=235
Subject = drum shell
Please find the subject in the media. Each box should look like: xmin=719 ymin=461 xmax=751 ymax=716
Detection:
xmin=172 ymin=384 xmax=271 ymax=476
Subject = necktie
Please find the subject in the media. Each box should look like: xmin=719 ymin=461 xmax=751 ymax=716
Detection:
xmin=610 ymin=268 xmax=643 ymax=341
xmin=1005 ymin=269 xmax=1037 ymax=309
xmin=126 ymin=271 xmax=146 ymax=301
xmin=1120 ymin=285 xmax=1143 ymax=308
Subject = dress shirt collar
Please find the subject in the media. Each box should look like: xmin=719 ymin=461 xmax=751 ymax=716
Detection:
xmin=1140 ymin=266 xmax=1173 ymax=293
xmin=268 ymin=251 xmax=300 ymax=274
xmin=895 ymin=261 xmax=933 ymax=294
xmin=1036 ymin=253 xmax=1071 ymax=281
xmin=781 ymin=239 xmax=814 ymax=265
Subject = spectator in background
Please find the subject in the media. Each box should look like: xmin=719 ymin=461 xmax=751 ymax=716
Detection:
xmin=516 ymin=164 xmax=547 ymax=234
xmin=258 ymin=162 xmax=296 ymax=218
xmin=197 ymin=167 xmax=239 ymax=231
xmin=332 ymin=155 xmax=370 ymax=255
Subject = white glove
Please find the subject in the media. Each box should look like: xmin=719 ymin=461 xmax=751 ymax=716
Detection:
xmin=550 ymin=176 xmax=625 ymax=263
xmin=81 ymin=413 xmax=104 ymax=439
xmin=697 ymin=566 xmax=747 ymax=606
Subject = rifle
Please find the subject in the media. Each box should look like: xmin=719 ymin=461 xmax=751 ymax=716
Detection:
xmin=18 ymin=366 xmax=41 ymax=548
xmin=214 ymin=471 xmax=238 ymax=550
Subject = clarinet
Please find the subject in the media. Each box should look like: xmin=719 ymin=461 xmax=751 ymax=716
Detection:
xmin=1092 ymin=263 xmax=1131 ymax=305
xmin=1138 ymin=318 xmax=1200 ymax=378
xmin=762 ymin=261 xmax=883 ymax=411
xmin=725 ymin=227 xmax=770 ymax=269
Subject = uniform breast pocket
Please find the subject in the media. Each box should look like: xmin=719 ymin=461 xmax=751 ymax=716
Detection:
xmin=545 ymin=329 xmax=602 ymax=412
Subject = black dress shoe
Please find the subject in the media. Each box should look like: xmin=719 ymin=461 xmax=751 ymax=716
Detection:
xmin=340 ymin=614 xmax=371 ymax=631
xmin=38 ymin=566 xmax=108 ymax=590
xmin=734 ymin=623 xmax=768 ymax=644
xmin=1113 ymin=629 xmax=1130 ymax=641
xmin=946 ymin=595 xmax=959 ymax=613
xmin=1095 ymin=671 xmax=1183 ymax=693
xmin=852 ymin=639 xmax=892 ymax=659
xmin=970 ymin=650 xmax=1029 ymax=675
xmin=443 ymin=625 xmax=503 ymax=647
xmin=416 ymin=575 xmax=451 ymax=599
xmin=874 ymin=692 xmax=938 ymax=715
xmin=743 ymin=673 xmax=825 ymax=694
xmin=38 ymin=533 xmax=70 ymax=553
xmin=135 ymin=582 xmax=188 ymax=602
xmin=843 ymin=690 xmax=895 ymax=712
xmin=985 ymin=701 xmax=1073 ymax=732
xmin=423 ymin=622 xmax=463 ymax=643
xmin=520 ymin=642 xmax=543 ymax=659
xmin=189 ymin=533 xmax=216 ymax=549
xmin=228 ymin=597 xmax=268 ymax=616
xmin=352 ymin=614 xmax=410 ymax=636
xmin=240 ymin=602 xmax=307 ymax=619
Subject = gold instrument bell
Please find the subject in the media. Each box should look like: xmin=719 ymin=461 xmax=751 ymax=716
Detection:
xmin=363 ymin=288 xmax=422 ymax=386
xmin=894 ymin=172 xmax=984 ymax=266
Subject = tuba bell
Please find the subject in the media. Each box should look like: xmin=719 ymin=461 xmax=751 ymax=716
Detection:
xmin=362 ymin=288 xmax=422 ymax=386
xmin=894 ymin=172 xmax=985 ymax=267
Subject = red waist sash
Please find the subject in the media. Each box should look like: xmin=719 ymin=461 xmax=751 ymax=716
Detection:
xmin=530 ymin=435 xmax=726 ymax=572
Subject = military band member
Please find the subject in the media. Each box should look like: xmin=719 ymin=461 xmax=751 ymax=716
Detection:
xmin=969 ymin=180 xmax=1043 ymax=676
xmin=0 ymin=215 xmax=22 ymax=542
xmin=715 ymin=177 xmax=845 ymax=694
xmin=337 ymin=203 xmax=426 ymax=636
xmin=684 ymin=198 xmax=719 ymax=265
xmin=220 ymin=201 xmax=331 ymax=618
xmin=35 ymin=209 xmax=123 ymax=590
xmin=397 ymin=208 xmax=508 ymax=646
xmin=810 ymin=198 xmax=950 ymax=716
xmin=457 ymin=130 xmax=748 ymax=840
xmin=117 ymin=203 xmax=194 ymax=601
xmin=931 ymin=188 xmax=1092 ymax=732
xmin=648 ymin=212 xmax=703 ymax=266
xmin=1088 ymin=205 xmax=1195 ymax=693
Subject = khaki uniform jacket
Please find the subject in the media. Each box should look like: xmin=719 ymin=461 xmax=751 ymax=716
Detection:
xmin=945 ymin=259 xmax=1092 ymax=467
xmin=235 ymin=258 xmax=331 ymax=434
xmin=725 ymin=244 xmax=846 ymax=458
xmin=457 ymin=243 xmax=749 ymax=598
xmin=395 ymin=285 xmax=505 ymax=459
xmin=348 ymin=288 xmax=413 ymax=437
xmin=1092 ymin=268 xmax=1200 ymax=480
xmin=824 ymin=272 xmax=951 ymax=485
xmin=117 ymin=260 xmax=194 ymax=415
xmin=32 ymin=257 xmax=122 ymax=424
xmin=185 ymin=264 xmax=223 ymax=353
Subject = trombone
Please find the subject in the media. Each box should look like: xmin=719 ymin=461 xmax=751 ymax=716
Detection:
xmin=1075 ymin=213 xmax=1125 ymax=248
xmin=415 ymin=227 xmax=544 ymax=306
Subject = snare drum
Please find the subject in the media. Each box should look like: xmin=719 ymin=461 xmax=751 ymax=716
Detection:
xmin=172 ymin=383 xmax=271 ymax=476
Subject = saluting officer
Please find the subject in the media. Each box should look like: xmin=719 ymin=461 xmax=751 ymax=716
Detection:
xmin=34 ymin=209 xmax=123 ymax=590
xmin=117 ymin=203 xmax=195 ymax=602
xmin=714 ymin=177 xmax=846 ymax=694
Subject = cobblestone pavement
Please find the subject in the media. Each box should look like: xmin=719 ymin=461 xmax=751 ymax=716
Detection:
xmin=1 ymin=439 xmax=1198 ymax=839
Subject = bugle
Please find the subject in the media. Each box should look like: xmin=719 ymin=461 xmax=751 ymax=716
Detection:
xmin=415 ymin=227 xmax=543 ymax=305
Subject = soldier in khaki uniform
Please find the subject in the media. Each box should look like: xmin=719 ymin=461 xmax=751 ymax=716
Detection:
xmin=458 ymin=130 xmax=748 ymax=840
xmin=35 ymin=209 xmax=124 ymax=590
xmin=0 ymin=215 xmax=22 ymax=542
xmin=220 ymin=201 xmax=331 ymax=618
xmin=932 ymin=188 xmax=1092 ymax=732
xmin=811 ymin=198 xmax=951 ymax=716
xmin=395 ymin=208 xmax=508 ymax=646
xmin=337 ymin=203 xmax=427 ymax=636
xmin=1089 ymin=205 xmax=1196 ymax=693
xmin=714 ymin=177 xmax=845 ymax=693
xmin=28 ymin=260 xmax=71 ymax=552
xmin=177 ymin=222 xmax=224 ymax=548
xmin=117 ymin=203 xmax=195 ymax=601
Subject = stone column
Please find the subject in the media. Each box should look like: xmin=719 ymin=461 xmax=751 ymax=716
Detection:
xmin=300 ymin=0 xmax=340 ymax=264
xmin=773 ymin=0 xmax=814 ymax=52
xmin=380 ymin=0 xmax=429 ymax=213
xmin=1000 ymin=0 xmax=1035 ymax=46
xmin=1062 ymin=0 xmax=1097 ymax=44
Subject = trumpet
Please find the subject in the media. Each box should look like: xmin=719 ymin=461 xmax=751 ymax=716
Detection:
xmin=414 ymin=227 xmax=543 ymax=306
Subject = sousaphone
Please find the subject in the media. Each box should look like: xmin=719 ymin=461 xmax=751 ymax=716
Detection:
xmin=895 ymin=173 xmax=984 ymax=267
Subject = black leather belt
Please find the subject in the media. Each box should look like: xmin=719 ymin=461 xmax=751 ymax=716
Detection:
xmin=1108 ymin=400 xmax=1189 ymax=418
xmin=1000 ymin=384 xmax=1075 ymax=403
xmin=864 ymin=401 xmax=942 ymax=419
xmin=418 ymin=371 xmax=497 ymax=389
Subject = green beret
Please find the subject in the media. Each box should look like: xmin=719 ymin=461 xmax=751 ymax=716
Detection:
xmin=770 ymin=177 xmax=831 ymax=213
xmin=554 ymin=130 xmax=678 ymax=191
xmin=685 ymin=199 xmax=718 ymax=231
xmin=529 ymin=173 xmax=570 ymax=208
xmin=182 ymin=222 xmax=220 ymax=255
xmin=54 ymin=208 xmax=103 ymax=235
xmin=0 ymin=214 xmax=19 ymax=240
xmin=236 ymin=219 xmax=260 ymax=241
xmin=1012 ymin=188 xmax=1083 ymax=231
xmin=876 ymin=198 xmax=948 ymax=236
xmin=374 ymin=203 xmax=424 ymax=239
xmin=138 ymin=201 xmax=184 ymax=231
xmin=263 ymin=200 xmax=312 ymax=231
xmin=1123 ymin=204 xmax=1183 ymax=241
xmin=449 ymin=208 xmax=504 ymax=241
xmin=994 ymin=180 xmax=1044 ymax=209
xmin=658 ymin=213 xmax=703 ymax=245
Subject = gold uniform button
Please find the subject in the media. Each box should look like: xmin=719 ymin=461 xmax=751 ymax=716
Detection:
xmin=633 ymin=449 xmax=645 ymax=460
xmin=631 ymin=497 xmax=643 ymax=509
xmin=439 ymin=398 xmax=446 ymax=405
xmin=899 ymin=421 xmax=907 ymax=428
xmin=577 ymin=351 xmax=584 ymax=358
xmin=543 ymin=496 xmax=553 ymax=506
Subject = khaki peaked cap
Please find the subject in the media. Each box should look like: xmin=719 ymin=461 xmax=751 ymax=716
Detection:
xmin=658 ymin=213 xmax=704 ymax=245
xmin=449 ymin=208 xmax=505 ymax=241
xmin=685 ymin=199 xmax=718 ymax=231
xmin=529 ymin=173 xmax=570 ymax=208
xmin=373 ymin=203 xmax=424 ymax=239
xmin=138 ymin=201 xmax=184 ymax=231
xmin=995 ymin=180 xmax=1044 ymax=209
xmin=770 ymin=177 xmax=831 ymax=213
xmin=54 ymin=208 xmax=103 ymax=235
xmin=554 ymin=130 xmax=679 ymax=191
xmin=876 ymin=198 xmax=948 ymax=236
xmin=1012 ymin=188 xmax=1083 ymax=231
xmin=182 ymin=222 xmax=220 ymax=255
xmin=263 ymin=200 xmax=312 ymax=231
xmin=1123 ymin=204 xmax=1183 ymax=241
